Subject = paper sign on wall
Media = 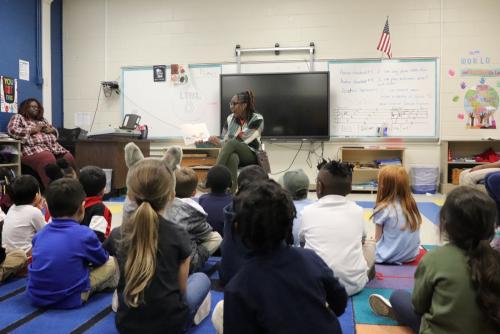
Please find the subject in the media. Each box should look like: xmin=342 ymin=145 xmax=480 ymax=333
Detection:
xmin=0 ymin=76 xmax=17 ymax=113
xmin=19 ymin=60 xmax=29 ymax=81
xmin=75 ymin=112 xmax=93 ymax=129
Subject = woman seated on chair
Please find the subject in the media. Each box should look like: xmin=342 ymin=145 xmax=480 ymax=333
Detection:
xmin=206 ymin=90 xmax=264 ymax=193
xmin=7 ymin=98 xmax=77 ymax=188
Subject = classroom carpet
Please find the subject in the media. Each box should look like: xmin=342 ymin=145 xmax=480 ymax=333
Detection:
xmin=0 ymin=200 xmax=442 ymax=333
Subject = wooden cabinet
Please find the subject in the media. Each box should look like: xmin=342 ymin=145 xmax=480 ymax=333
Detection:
xmin=76 ymin=139 xmax=150 ymax=190
xmin=0 ymin=138 xmax=21 ymax=176
xmin=440 ymin=140 xmax=500 ymax=194
xmin=340 ymin=147 xmax=405 ymax=192
xmin=181 ymin=148 xmax=220 ymax=183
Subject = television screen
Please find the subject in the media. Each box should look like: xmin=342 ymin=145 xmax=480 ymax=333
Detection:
xmin=220 ymin=72 xmax=330 ymax=139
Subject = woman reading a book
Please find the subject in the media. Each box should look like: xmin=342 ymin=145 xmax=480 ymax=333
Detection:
xmin=206 ymin=90 xmax=264 ymax=193
xmin=7 ymin=98 xmax=77 ymax=187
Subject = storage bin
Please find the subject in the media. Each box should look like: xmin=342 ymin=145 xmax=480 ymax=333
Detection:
xmin=103 ymin=169 xmax=112 ymax=194
xmin=410 ymin=166 xmax=439 ymax=194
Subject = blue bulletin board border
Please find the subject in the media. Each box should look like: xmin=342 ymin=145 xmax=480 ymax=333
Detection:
xmin=328 ymin=58 xmax=439 ymax=141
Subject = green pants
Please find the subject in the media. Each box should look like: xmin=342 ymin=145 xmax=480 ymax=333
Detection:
xmin=216 ymin=139 xmax=257 ymax=193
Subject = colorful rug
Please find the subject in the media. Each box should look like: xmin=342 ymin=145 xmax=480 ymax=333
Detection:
xmin=0 ymin=256 xmax=428 ymax=334
xmin=0 ymin=199 xmax=442 ymax=333
xmin=357 ymin=201 xmax=441 ymax=225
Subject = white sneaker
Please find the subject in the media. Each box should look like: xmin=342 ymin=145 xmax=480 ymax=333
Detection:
xmin=111 ymin=290 xmax=118 ymax=313
xmin=369 ymin=294 xmax=396 ymax=320
xmin=211 ymin=301 xmax=224 ymax=334
xmin=193 ymin=292 xmax=211 ymax=325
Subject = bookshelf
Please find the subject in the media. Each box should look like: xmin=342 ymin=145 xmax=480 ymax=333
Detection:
xmin=340 ymin=147 xmax=405 ymax=192
xmin=440 ymin=140 xmax=500 ymax=194
xmin=181 ymin=148 xmax=220 ymax=183
xmin=0 ymin=138 xmax=21 ymax=176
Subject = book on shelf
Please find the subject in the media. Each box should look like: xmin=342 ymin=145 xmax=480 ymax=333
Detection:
xmin=183 ymin=153 xmax=208 ymax=158
xmin=0 ymin=133 xmax=12 ymax=139
xmin=450 ymin=158 xmax=480 ymax=163
xmin=376 ymin=158 xmax=402 ymax=166
xmin=352 ymin=181 xmax=378 ymax=190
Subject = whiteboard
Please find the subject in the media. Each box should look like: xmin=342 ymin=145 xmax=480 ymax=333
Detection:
xmin=121 ymin=64 xmax=221 ymax=139
xmin=121 ymin=59 xmax=438 ymax=140
xmin=329 ymin=59 xmax=439 ymax=139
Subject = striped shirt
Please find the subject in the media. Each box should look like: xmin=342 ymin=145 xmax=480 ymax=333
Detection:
xmin=221 ymin=112 xmax=263 ymax=152
xmin=7 ymin=114 xmax=68 ymax=157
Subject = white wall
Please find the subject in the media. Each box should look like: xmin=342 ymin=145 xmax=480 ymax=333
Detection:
xmin=62 ymin=0 xmax=500 ymax=183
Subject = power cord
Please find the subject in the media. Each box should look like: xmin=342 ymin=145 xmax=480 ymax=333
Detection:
xmin=89 ymin=85 xmax=102 ymax=133
xmin=270 ymin=141 xmax=304 ymax=175
xmin=306 ymin=142 xmax=325 ymax=168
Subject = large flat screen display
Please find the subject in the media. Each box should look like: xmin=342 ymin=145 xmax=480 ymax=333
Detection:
xmin=220 ymin=72 xmax=330 ymax=139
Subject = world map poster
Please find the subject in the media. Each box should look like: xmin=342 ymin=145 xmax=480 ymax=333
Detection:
xmin=451 ymin=51 xmax=499 ymax=129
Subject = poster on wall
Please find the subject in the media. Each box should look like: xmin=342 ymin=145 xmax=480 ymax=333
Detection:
xmin=153 ymin=65 xmax=166 ymax=82
xmin=170 ymin=64 xmax=189 ymax=85
xmin=0 ymin=76 xmax=17 ymax=113
xmin=450 ymin=50 xmax=499 ymax=129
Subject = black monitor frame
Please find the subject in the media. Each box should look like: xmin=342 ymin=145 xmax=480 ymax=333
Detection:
xmin=220 ymin=72 xmax=330 ymax=140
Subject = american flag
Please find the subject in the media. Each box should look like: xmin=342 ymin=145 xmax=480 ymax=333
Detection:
xmin=377 ymin=18 xmax=392 ymax=59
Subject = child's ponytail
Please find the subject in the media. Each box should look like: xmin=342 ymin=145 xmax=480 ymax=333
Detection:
xmin=123 ymin=200 xmax=159 ymax=307
xmin=440 ymin=187 xmax=500 ymax=331
xmin=468 ymin=240 xmax=500 ymax=331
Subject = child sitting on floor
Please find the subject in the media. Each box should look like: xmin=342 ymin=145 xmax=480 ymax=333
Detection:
xmin=371 ymin=165 xmax=422 ymax=264
xmin=299 ymin=159 xmax=375 ymax=296
xmin=27 ymin=178 xmax=118 ymax=309
xmin=219 ymin=165 xmax=270 ymax=286
xmin=103 ymin=155 xmax=211 ymax=332
xmin=2 ymin=175 xmax=45 ymax=255
xmin=369 ymin=186 xmax=500 ymax=334
xmin=164 ymin=167 xmax=222 ymax=273
xmin=79 ymin=166 xmax=112 ymax=242
xmin=121 ymin=143 xmax=182 ymax=228
xmin=42 ymin=158 xmax=77 ymax=222
xmin=279 ymin=169 xmax=314 ymax=246
xmin=198 ymin=165 xmax=233 ymax=237
xmin=212 ymin=180 xmax=348 ymax=334
xmin=0 ymin=207 xmax=27 ymax=282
